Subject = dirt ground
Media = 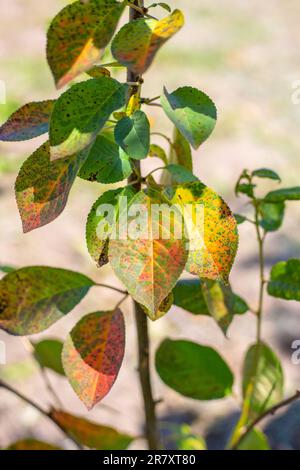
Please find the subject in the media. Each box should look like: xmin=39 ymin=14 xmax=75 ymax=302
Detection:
xmin=0 ymin=0 xmax=300 ymax=450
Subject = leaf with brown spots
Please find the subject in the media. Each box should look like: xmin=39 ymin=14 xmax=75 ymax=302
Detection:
xmin=0 ymin=267 xmax=94 ymax=336
xmin=47 ymin=0 xmax=125 ymax=89
xmin=0 ymin=101 xmax=54 ymax=142
xmin=62 ymin=310 xmax=125 ymax=409
xmin=51 ymin=411 xmax=134 ymax=449
xmin=15 ymin=141 xmax=89 ymax=232
xmin=109 ymin=188 xmax=188 ymax=319
xmin=164 ymin=181 xmax=238 ymax=282
xmin=111 ymin=9 xmax=184 ymax=75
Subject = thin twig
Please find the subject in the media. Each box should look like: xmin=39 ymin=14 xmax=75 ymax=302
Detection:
xmin=95 ymin=283 xmax=128 ymax=295
xmin=126 ymin=1 xmax=158 ymax=20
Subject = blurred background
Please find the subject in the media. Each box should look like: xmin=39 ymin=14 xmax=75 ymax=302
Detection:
xmin=1 ymin=0 xmax=300 ymax=450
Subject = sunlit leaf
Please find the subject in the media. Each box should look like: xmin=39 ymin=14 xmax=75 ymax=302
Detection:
xmin=175 ymin=425 xmax=206 ymax=451
xmin=111 ymin=9 xmax=184 ymax=75
xmin=161 ymin=87 xmax=217 ymax=150
xmin=62 ymin=310 xmax=125 ymax=409
xmin=264 ymin=187 xmax=300 ymax=203
xmin=258 ymin=201 xmax=285 ymax=232
xmin=0 ymin=267 xmax=94 ymax=335
xmin=109 ymin=189 xmax=187 ymax=320
xmin=0 ymin=101 xmax=54 ymax=142
xmin=165 ymin=181 xmax=238 ymax=282
xmin=114 ymin=110 xmax=150 ymax=160
xmin=15 ymin=141 xmax=89 ymax=232
xmin=141 ymin=292 xmax=174 ymax=321
xmin=33 ymin=339 xmax=64 ymax=376
xmin=237 ymin=428 xmax=270 ymax=451
xmin=51 ymin=410 xmax=134 ymax=450
xmin=267 ymin=259 xmax=300 ymax=301
xmin=156 ymin=339 xmax=233 ymax=400
xmin=252 ymin=168 xmax=281 ymax=182
xmin=49 ymin=77 xmax=127 ymax=160
xmin=7 ymin=439 xmax=61 ymax=450
xmin=47 ymin=0 xmax=125 ymax=88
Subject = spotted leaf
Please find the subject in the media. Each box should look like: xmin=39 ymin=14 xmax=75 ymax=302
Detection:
xmin=0 ymin=101 xmax=54 ymax=142
xmin=49 ymin=77 xmax=127 ymax=160
xmin=111 ymin=9 xmax=184 ymax=75
xmin=47 ymin=0 xmax=125 ymax=88
xmin=0 ymin=267 xmax=94 ymax=336
xmin=62 ymin=310 xmax=125 ymax=409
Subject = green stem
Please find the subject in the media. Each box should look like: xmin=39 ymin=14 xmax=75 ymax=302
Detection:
xmin=253 ymin=199 xmax=266 ymax=343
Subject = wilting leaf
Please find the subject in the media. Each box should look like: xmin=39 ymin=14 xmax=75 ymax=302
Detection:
xmin=242 ymin=342 xmax=284 ymax=420
xmin=268 ymin=259 xmax=300 ymax=301
xmin=87 ymin=66 xmax=111 ymax=78
xmin=114 ymin=110 xmax=150 ymax=160
xmin=252 ymin=168 xmax=281 ymax=182
xmin=0 ymin=267 xmax=94 ymax=335
xmin=51 ymin=411 xmax=134 ymax=450
xmin=264 ymin=187 xmax=300 ymax=203
xmin=201 ymin=280 xmax=234 ymax=335
xmin=47 ymin=0 xmax=125 ymax=88
xmin=161 ymin=87 xmax=217 ymax=150
xmin=237 ymin=428 xmax=270 ymax=451
xmin=149 ymin=144 xmax=168 ymax=164
xmin=111 ymin=9 xmax=184 ymax=75
xmin=7 ymin=439 xmax=61 ymax=450
xmin=15 ymin=141 xmax=88 ymax=232
xmin=0 ymin=101 xmax=54 ymax=141
xmin=109 ymin=189 xmax=188 ymax=319
xmin=86 ymin=187 xmax=136 ymax=266
xmin=258 ymin=201 xmax=285 ymax=232
xmin=163 ymin=164 xmax=198 ymax=184
xmin=79 ymin=132 xmax=132 ymax=183
xmin=33 ymin=339 xmax=64 ymax=376
xmin=165 ymin=181 xmax=238 ymax=282
xmin=49 ymin=77 xmax=127 ymax=160
xmin=156 ymin=339 xmax=233 ymax=400
xmin=62 ymin=310 xmax=125 ymax=409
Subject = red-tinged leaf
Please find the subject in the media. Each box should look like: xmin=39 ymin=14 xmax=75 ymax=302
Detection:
xmin=7 ymin=439 xmax=61 ymax=450
xmin=51 ymin=410 xmax=134 ymax=450
xmin=109 ymin=189 xmax=188 ymax=319
xmin=47 ymin=0 xmax=125 ymax=88
xmin=0 ymin=267 xmax=94 ymax=336
xmin=62 ymin=310 xmax=125 ymax=409
xmin=15 ymin=141 xmax=89 ymax=232
xmin=0 ymin=101 xmax=54 ymax=142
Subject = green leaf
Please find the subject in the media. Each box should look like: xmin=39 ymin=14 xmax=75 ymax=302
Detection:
xmin=242 ymin=342 xmax=284 ymax=420
xmin=79 ymin=132 xmax=132 ymax=183
xmin=0 ymin=265 xmax=15 ymax=274
xmin=237 ymin=428 xmax=270 ymax=450
xmin=149 ymin=3 xmax=172 ymax=13
xmin=111 ymin=9 xmax=184 ymax=75
xmin=234 ymin=214 xmax=247 ymax=225
xmin=0 ymin=267 xmax=94 ymax=335
xmin=50 ymin=410 xmax=134 ymax=450
xmin=87 ymin=66 xmax=111 ymax=78
xmin=258 ymin=201 xmax=285 ymax=232
xmin=109 ymin=189 xmax=188 ymax=320
xmin=161 ymin=87 xmax=217 ymax=150
xmin=15 ymin=141 xmax=89 ymax=232
xmin=160 ymin=128 xmax=193 ymax=185
xmin=49 ymin=77 xmax=127 ymax=160
xmin=201 ymin=280 xmax=234 ymax=335
xmin=164 ymin=181 xmax=238 ymax=282
xmin=7 ymin=439 xmax=61 ymax=450
xmin=252 ymin=168 xmax=281 ymax=182
xmin=163 ymin=164 xmax=198 ymax=184
xmin=62 ymin=310 xmax=125 ymax=409
xmin=47 ymin=0 xmax=125 ymax=88
xmin=172 ymin=424 xmax=206 ymax=450
xmin=86 ymin=186 xmax=136 ymax=266
xmin=0 ymin=101 xmax=54 ymax=141
xmin=33 ymin=339 xmax=64 ymax=376
xmin=156 ymin=339 xmax=233 ymax=400
xmin=267 ymin=259 xmax=300 ymax=301
xmin=236 ymin=183 xmax=255 ymax=198
xmin=264 ymin=187 xmax=300 ymax=203
xmin=149 ymin=144 xmax=168 ymax=164
xmin=114 ymin=110 xmax=150 ymax=160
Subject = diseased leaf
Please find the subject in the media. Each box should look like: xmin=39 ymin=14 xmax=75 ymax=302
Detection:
xmin=0 ymin=101 xmax=54 ymax=142
xmin=267 ymin=259 xmax=300 ymax=301
xmin=201 ymin=280 xmax=234 ymax=335
xmin=264 ymin=187 xmax=300 ymax=203
xmin=164 ymin=181 xmax=238 ymax=282
xmin=47 ymin=0 xmax=125 ymax=88
xmin=163 ymin=164 xmax=198 ymax=184
xmin=243 ymin=342 xmax=284 ymax=420
xmin=109 ymin=189 xmax=188 ymax=320
xmin=33 ymin=339 xmax=64 ymax=376
xmin=51 ymin=411 xmax=133 ymax=450
xmin=258 ymin=201 xmax=285 ymax=232
xmin=15 ymin=141 xmax=89 ymax=232
xmin=79 ymin=132 xmax=132 ymax=183
xmin=0 ymin=267 xmax=94 ymax=335
xmin=86 ymin=187 xmax=136 ymax=266
xmin=161 ymin=87 xmax=217 ymax=150
xmin=141 ymin=292 xmax=174 ymax=321
xmin=62 ymin=310 xmax=125 ymax=409
xmin=149 ymin=144 xmax=168 ymax=164
xmin=49 ymin=77 xmax=127 ymax=160
xmin=7 ymin=439 xmax=61 ymax=450
xmin=252 ymin=168 xmax=281 ymax=182
xmin=156 ymin=339 xmax=233 ymax=400
xmin=114 ymin=110 xmax=150 ymax=160
xmin=111 ymin=9 xmax=184 ymax=75
xmin=237 ymin=428 xmax=270 ymax=451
